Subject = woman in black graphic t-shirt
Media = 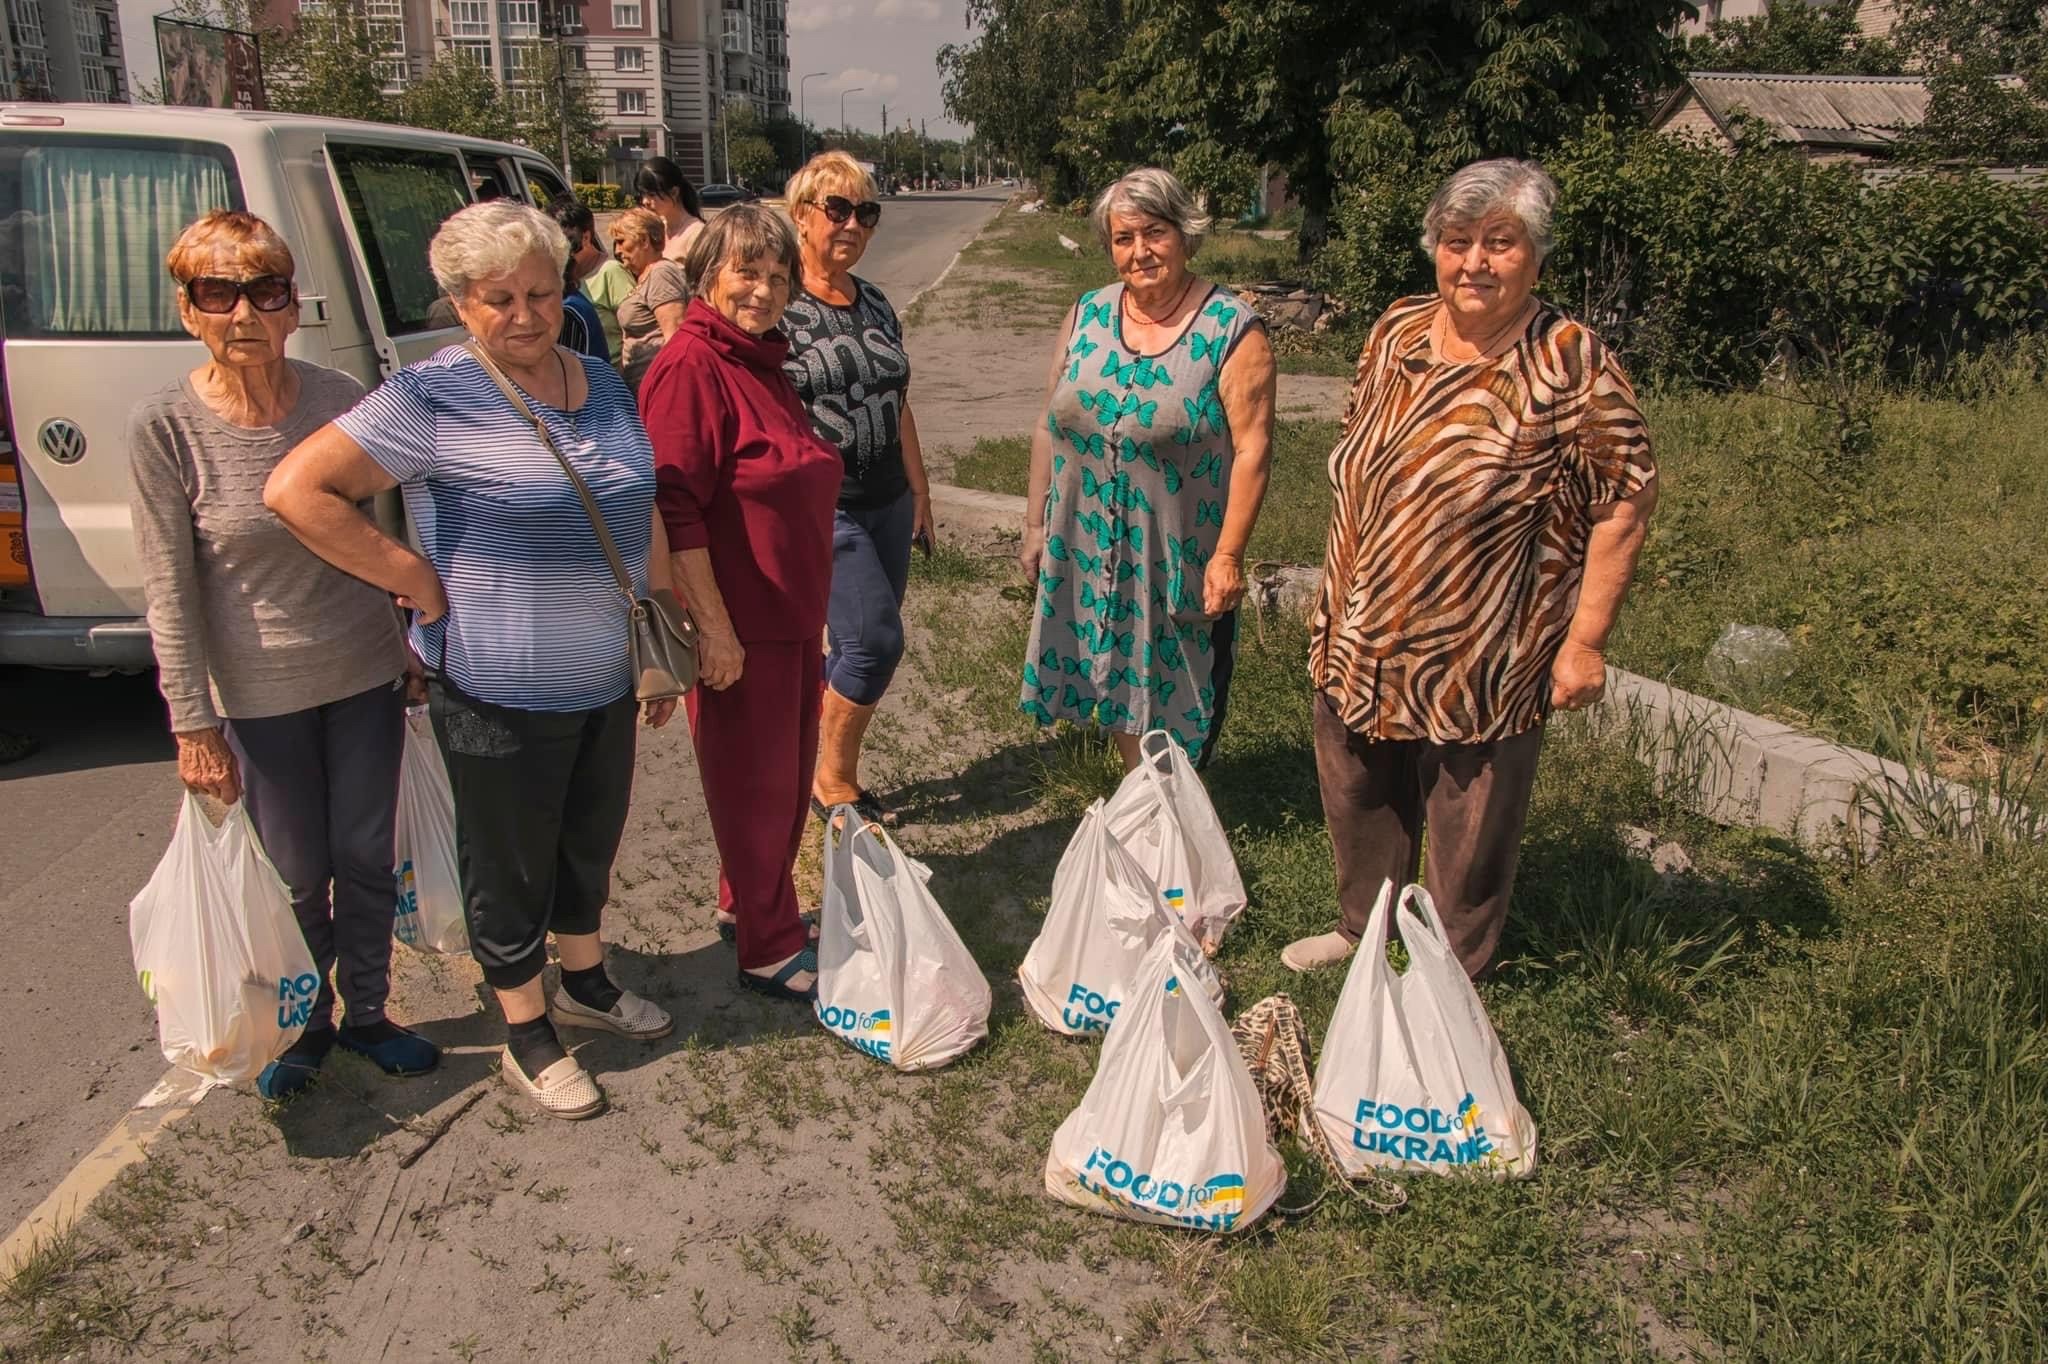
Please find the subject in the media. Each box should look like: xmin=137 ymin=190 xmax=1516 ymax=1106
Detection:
xmin=781 ymin=151 xmax=933 ymax=835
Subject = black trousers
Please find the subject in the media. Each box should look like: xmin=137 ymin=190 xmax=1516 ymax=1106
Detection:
xmin=225 ymin=682 xmax=405 ymax=1028
xmin=427 ymin=680 xmax=637 ymax=991
xmin=1195 ymin=611 xmax=1238 ymax=770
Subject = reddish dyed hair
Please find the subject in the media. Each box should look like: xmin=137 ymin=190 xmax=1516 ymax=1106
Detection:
xmin=165 ymin=209 xmax=296 ymax=283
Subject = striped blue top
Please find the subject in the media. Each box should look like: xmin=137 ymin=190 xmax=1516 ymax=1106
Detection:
xmin=337 ymin=346 xmax=654 ymax=712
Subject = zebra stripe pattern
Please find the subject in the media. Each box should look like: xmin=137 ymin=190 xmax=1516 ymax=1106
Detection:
xmin=1308 ymin=295 xmax=1655 ymax=743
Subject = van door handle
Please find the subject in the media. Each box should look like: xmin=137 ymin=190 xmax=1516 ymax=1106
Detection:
xmin=297 ymin=295 xmax=330 ymax=325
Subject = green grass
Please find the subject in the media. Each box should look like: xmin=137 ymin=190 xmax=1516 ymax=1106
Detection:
xmin=897 ymin=573 xmax=2048 ymax=1360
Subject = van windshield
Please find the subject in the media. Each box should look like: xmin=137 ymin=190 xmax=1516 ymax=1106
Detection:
xmin=0 ymin=135 xmax=242 ymax=339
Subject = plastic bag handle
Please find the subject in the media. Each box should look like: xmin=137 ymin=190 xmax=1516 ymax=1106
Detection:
xmin=1392 ymin=884 xmax=1453 ymax=952
xmin=820 ymin=804 xmax=876 ymax=948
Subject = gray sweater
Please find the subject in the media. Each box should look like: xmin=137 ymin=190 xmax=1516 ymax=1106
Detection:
xmin=128 ymin=361 xmax=406 ymax=732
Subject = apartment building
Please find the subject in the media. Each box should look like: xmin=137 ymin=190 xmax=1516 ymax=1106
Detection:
xmin=242 ymin=0 xmax=776 ymax=182
xmin=3 ymin=0 xmax=128 ymax=102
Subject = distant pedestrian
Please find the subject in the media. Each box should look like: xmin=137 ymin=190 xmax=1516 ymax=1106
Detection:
xmin=267 ymin=201 xmax=680 ymax=1120
xmin=609 ymin=207 xmax=688 ymax=395
xmin=638 ymin=204 xmax=843 ymax=1004
xmin=636 ymin=155 xmax=706 ymax=267
xmin=1286 ymin=158 xmax=1659 ymax=980
xmin=128 ymin=209 xmax=439 ymax=1101
xmin=1016 ymin=166 xmax=1277 ymax=771
xmin=782 ymin=150 xmax=932 ymax=831
xmin=545 ymin=194 xmax=610 ymax=362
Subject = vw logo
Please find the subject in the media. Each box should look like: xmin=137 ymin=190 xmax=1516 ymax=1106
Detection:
xmin=37 ymin=419 xmax=86 ymax=465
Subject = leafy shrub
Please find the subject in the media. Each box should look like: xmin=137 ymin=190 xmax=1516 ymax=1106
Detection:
xmin=574 ymin=182 xmax=628 ymax=211
xmin=1312 ymin=116 xmax=2048 ymax=394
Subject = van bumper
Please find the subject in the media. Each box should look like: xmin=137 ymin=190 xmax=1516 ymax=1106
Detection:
xmin=0 ymin=615 xmax=155 ymax=670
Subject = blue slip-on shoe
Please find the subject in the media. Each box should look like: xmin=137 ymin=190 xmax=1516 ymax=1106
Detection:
xmin=335 ymin=1019 xmax=441 ymax=1077
xmin=257 ymin=1027 xmax=337 ymax=1102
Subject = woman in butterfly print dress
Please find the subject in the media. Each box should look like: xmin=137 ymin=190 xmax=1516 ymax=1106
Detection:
xmin=1017 ymin=167 xmax=1276 ymax=769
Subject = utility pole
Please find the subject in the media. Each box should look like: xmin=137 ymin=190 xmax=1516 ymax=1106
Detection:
xmin=920 ymin=118 xmax=926 ymax=190
xmin=878 ymin=103 xmax=886 ymax=183
xmin=543 ymin=0 xmax=576 ymax=177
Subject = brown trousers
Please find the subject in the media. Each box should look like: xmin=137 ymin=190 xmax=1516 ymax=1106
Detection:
xmin=1313 ymin=695 xmax=1544 ymax=979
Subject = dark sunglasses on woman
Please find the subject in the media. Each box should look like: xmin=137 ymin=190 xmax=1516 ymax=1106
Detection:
xmin=184 ymin=274 xmax=294 ymax=315
xmin=819 ymin=195 xmax=882 ymax=229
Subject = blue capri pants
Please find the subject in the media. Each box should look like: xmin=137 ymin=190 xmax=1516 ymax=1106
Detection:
xmin=824 ymin=490 xmax=915 ymax=706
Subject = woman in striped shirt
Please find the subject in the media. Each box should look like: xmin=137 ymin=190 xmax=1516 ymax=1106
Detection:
xmin=1286 ymin=159 xmax=1659 ymax=982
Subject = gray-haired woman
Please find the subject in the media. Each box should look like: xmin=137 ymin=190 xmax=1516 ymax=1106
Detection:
xmin=266 ymin=200 xmax=680 ymax=1120
xmin=1286 ymin=158 xmax=1658 ymax=980
xmin=1017 ymin=166 xmax=1277 ymax=771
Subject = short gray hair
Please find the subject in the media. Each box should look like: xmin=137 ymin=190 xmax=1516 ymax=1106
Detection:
xmin=686 ymin=202 xmax=801 ymax=298
xmin=428 ymin=200 xmax=569 ymax=295
xmin=1090 ymin=167 xmax=1212 ymax=259
xmin=1419 ymin=159 xmax=1558 ymax=263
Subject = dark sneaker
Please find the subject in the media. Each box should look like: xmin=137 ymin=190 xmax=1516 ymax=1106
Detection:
xmin=257 ymin=1027 xmax=336 ymax=1102
xmin=335 ymin=1019 xmax=440 ymax=1076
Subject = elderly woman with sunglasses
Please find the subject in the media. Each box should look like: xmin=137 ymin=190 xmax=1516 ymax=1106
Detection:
xmin=127 ymin=209 xmax=440 ymax=1101
xmin=781 ymin=151 xmax=932 ymax=830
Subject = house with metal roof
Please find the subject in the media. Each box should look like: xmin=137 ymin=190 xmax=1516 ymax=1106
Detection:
xmin=1651 ymin=71 xmax=2025 ymax=161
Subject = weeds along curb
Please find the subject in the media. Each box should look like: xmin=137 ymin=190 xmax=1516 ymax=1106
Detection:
xmin=930 ymin=481 xmax=2028 ymax=857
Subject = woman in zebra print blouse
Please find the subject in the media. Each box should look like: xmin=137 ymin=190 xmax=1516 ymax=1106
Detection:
xmin=1284 ymin=159 xmax=1659 ymax=982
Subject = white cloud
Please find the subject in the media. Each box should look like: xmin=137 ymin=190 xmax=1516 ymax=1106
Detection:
xmin=873 ymin=0 xmax=941 ymax=19
xmin=789 ymin=0 xmax=855 ymax=32
xmin=832 ymin=67 xmax=901 ymax=96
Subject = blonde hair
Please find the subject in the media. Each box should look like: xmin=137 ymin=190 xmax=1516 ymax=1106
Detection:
xmin=785 ymin=150 xmax=879 ymax=214
xmin=609 ymin=206 xmax=666 ymax=253
xmin=166 ymin=209 xmax=294 ymax=283
xmin=428 ymin=201 xmax=568 ymax=295
xmin=685 ymin=202 xmax=801 ymax=300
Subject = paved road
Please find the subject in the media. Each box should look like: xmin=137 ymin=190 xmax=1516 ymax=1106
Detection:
xmin=0 ymin=187 xmax=1005 ymax=1236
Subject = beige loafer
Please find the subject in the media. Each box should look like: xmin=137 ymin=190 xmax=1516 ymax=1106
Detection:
xmin=547 ymin=988 xmax=673 ymax=1040
xmin=1281 ymin=930 xmax=1355 ymax=973
xmin=501 ymin=1046 xmax=605 ymax=1120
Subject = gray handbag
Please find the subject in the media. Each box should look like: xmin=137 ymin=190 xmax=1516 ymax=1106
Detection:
xmin=465 ymin=340 xmax=698 ymax=700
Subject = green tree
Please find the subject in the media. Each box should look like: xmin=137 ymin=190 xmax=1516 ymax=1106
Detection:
xmin=1892 ymin=0 xmax=2048 ymax=163
xmin=1682 ymin=0 xmax=1904 ymax=74
xmin=938 ymin=0 xmax=1126 ymax=195
xmin=266 ymin=0 xmax=389 ymax=122
xmin=396 ymin=53 xmax=519 ymax=141
xmin=762 ymin=112 xmax=808 ymax=174
xmin=518 ymin=46 xmax=610 ymax=179
xmin=1097 ymin=0 xmax=1693 ymax=253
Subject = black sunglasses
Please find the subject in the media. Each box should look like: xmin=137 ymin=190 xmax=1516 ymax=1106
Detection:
xmin=184 ymin=274 xmax=294 ymax=315
xmin=819 ymin=195 xmax=882 ymax=229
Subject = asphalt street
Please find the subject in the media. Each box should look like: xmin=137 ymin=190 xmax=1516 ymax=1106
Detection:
xmin=0 ymin=186 xmax=1006 ymax=1234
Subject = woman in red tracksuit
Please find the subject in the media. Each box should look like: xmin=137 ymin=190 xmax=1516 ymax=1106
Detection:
xmin=638 ymin=204 xmax=842 ymax=1003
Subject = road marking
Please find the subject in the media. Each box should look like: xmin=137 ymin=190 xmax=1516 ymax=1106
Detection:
xmin=0 ymin=1067 xmax=210 ymax=1276
xmin=907 ymin=246 xmax=966 ymax=313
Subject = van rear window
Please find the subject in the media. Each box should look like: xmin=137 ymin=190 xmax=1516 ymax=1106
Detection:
xmin=0 ymin=136 xmax=243 ymax=340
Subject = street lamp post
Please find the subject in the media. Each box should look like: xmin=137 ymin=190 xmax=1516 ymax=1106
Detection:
xmin=840 ymin=86 xmax=863 ymax=137
xmin=798 ymin=70 xmax=828 ymax=165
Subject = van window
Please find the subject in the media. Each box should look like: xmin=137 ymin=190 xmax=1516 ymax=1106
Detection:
xmin=327 ymin=142 xmax=471 ymax=334
xmin=521 ymin=162 xmax=571 ymax=207
xmin=0 ymin=136 xmax=242 ymax=339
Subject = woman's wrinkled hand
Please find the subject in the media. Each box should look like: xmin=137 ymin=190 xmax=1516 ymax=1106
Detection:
xmin=912 ymin=494 xmax=938 ymax=553
xmin=697 ymin=628 xmax=745 ymax=691
xmin=1549 ymin=640 xmax=1608 ymax=711
xmin=175 ymin=727 xmax=241 ymax=804
xmin=1203 ymin=552 xmax=1247 ymax=617
xmin=1018 ymin=523 xmax=1046 ymax=583
xmin=641 ymin=697 xmax=678 ymax=728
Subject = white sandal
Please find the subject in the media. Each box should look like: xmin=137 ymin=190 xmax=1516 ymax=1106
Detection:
xmin=500 ymin=1046 xmax=605 ymax=1119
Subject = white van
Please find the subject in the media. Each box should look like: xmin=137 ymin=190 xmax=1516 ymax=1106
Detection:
xmin=0 ymin=103 xmax=577 ymax=669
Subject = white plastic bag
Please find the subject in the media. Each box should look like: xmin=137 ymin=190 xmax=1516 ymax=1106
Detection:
xmin=1312 ymin=881 xmax=1538 ymax=1179
xmin=1102 ymin=731 xmax=1246 ymax=951
xmin=1019 ymin=800 xmax=1223 ymax=1036
xmin=393 ymin=706 xmax=467 ymax=955
xmin=814 ymin=809 xmax=991 ymax=1070
xmin=129 ymin=793 xmax=319 ymax=1084
xmin=1044 ymin=932 xmax=1286 ymax=1233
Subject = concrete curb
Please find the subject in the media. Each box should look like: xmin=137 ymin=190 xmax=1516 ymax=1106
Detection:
xmin=928 ymin=479 xmax=1999 ymax=851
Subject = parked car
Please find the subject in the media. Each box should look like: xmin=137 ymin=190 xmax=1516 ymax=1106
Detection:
xmin=697 ymin=183 xmax=756 ymax=209
xmin=0 ymin=103 xmax=577 ymax=669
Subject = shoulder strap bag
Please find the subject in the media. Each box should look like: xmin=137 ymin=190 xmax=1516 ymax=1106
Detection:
xmin=465 ymin=340 xmax=698 ymax=700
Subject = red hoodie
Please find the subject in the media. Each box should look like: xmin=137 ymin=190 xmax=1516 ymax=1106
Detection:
xmin=639 ymin=298 xmax=844 ymax=643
